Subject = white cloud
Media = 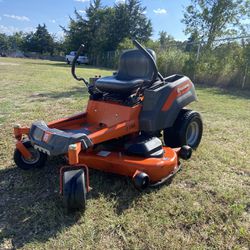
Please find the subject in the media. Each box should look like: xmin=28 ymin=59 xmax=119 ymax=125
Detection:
xmin=74 ymin=0 xmax=89 ymax=2
xmin=4 ymin=14 xmax=30 ymax=21
xmin=23 ymin=26 xmax=35 ymax=33
xmin=0 ymin=24 xmax=34 ymax=35
xmin=142 ymin=11 xmax=147 ymax=15
xmin=0 ymin=25 xmax=19 ymax=34
xmin=115 ymin=0 xmax=125 ymax=4
xmin=153 ymin=8 xmax=167 ymax=15
xmin=50 ymin=19 xmax=56 ymax=23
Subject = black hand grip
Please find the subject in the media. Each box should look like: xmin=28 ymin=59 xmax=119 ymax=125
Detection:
xmin=71 ymin=44 xmax=88 ymax=86
xmin=132 ymin=39 xmax=164 ymax=82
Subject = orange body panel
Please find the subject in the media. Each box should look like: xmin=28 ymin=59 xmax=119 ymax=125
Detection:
xmin=86 ymin=100 xmax=141 ymax=144
xmin=14 ymin=126 xmax=30 ymax=140
xmin=48 ymin=112 xmax=87 ymax=130
xmin=48 ymin=100 xmax=142 ymax=145
xmin=86 ymin=100 xmax=141 ymax=127
xmin=16 ymin=141 xmax=32 ymax=159
xmin=68 ymin=142 xmax=82 ymax=165
xmin=78 ymin=147 xmax=178 ymax=183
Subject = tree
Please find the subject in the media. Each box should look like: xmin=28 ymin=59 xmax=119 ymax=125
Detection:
xmin=182 ymin=0 xmax=250 ymax=49
xmin=85 ymin=1 xmax=115 ymax=53
xmin=23 ymin=24 xmax=54 ymax=54
xmin=113 ymin=0 xmax=152 ymax=44
xmin=185 ymin=30 xmax=200 ymax=52
xmin=0 ymin=33 xmax=9 ymax=53
xmin=62 ymin=1 xmax=113 ymax=55
xmin=62 ymin=10 xmax=89 ymax=52
xmin=117 ymin=37 xmax=134 ymax=51
xmin=62 ymin=0 xmax=152 ymax=56
xmin=8 ymin=32 xmax=24 ymax=51
xmin=159 ymin=31 xmax=175 ymax=50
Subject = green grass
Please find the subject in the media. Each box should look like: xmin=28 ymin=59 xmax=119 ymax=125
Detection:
xmin=0 ymin=57 xmax=249 ymax=250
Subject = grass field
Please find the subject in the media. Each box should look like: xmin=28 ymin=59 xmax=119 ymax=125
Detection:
xmin=0 ymin=57 xmax=249 ymax=250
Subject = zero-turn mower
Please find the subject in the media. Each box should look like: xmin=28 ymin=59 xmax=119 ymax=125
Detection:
xmin=13 ymin=40 xmax=203 ymax=211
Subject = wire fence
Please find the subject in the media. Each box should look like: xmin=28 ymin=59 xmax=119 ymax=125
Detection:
xmin=90 ymin=36 xmax=250 ymax=89
xmin=1 ymin=35 xmax=249 ymax=89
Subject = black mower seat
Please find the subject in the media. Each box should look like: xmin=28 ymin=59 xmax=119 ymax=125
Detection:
xmin=96 ymin=49 xmax=156 ymax=95
xmin=95 ymin=76 xmax=145 ymax=94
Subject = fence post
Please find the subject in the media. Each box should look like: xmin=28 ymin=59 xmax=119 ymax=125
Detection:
xmin=242 ymin=63 xmax=248 ymax=89
xmin=196 ymin=43 xmax=201 ymax=62
xmin=193 ymin=42 xmax=201 ymax=81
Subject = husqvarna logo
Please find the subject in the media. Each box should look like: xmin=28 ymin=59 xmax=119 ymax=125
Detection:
xmin=177 ymin=83 xmax=190 ymax=94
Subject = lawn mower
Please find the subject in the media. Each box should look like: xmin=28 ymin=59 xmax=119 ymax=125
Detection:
xmin=13 ymin=40 xmax=203 ymax=211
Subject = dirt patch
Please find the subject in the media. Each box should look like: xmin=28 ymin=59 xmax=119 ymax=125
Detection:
xmin=0 ymin=62 xmax=19 ymax=66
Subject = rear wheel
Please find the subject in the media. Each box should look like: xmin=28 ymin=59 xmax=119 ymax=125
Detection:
xmin=14 ymin=140 xmax=47 ymax=170
xmin=63 ymin=169 xmax=86 ymax=211
xmin=164 ymin=109 xmax=203 ymax=149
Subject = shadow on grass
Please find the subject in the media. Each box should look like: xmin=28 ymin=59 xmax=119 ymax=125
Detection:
xmin=24 ymin=60 xmax=112 ymax=71
xmin=29 ymin=86 xmax=89 ymax=101
xmin=196 ymin=84 xmax=250 ymax=100
xmin=0 ymin=158 xmax=150 ymax=248
xmin=0 ymin=158 xmax=79 ymax=249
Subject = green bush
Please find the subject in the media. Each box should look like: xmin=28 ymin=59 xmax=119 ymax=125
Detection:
xmin=101 ymin=40 xmax=250 ymax=89
xmin=194 ymin=43 xmax=249 ymax=88
xmin=157 ymin=48 xmax=190 ymax=76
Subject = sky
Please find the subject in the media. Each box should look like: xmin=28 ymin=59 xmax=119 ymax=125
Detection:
xmin=0 ymin=0 xmax=190 ymax=41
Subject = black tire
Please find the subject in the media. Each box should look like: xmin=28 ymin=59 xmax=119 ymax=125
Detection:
xmin=14 ymin=141 xmax=47 ymax=170
xmin=179 ymin=145 xmax=192 ymax=160
xmin=133 ymin=172 xmax=150 ymax=191
xmin=66 ymin=59 xmax=70 ymax=65
xmin=164 ymin=109 xmax=203 ymax=149
xmin=63 ymin=169 xmax=86 ymax=211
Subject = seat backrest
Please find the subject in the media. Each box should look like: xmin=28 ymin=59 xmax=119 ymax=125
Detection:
xmin=116 ymin=49 xmax=157 ymax=81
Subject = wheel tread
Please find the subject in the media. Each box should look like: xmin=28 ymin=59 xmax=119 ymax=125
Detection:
xmin=13 ymin=141 xmax=47 ymax=170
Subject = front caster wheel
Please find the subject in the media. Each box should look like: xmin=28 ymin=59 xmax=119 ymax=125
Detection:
xmin=133 ymin=171 xmax=150 ymax=191
xmin=63 ymin=169 xmax=87 ymax=211
xmin=14 ymin=141 xmax=47 ymax=170
xmin=179 ymin=145 xmax=192 ymax=160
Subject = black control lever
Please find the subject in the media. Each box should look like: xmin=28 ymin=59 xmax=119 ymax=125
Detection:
xmin=71 ymin=44 xmax=89 ymax=86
